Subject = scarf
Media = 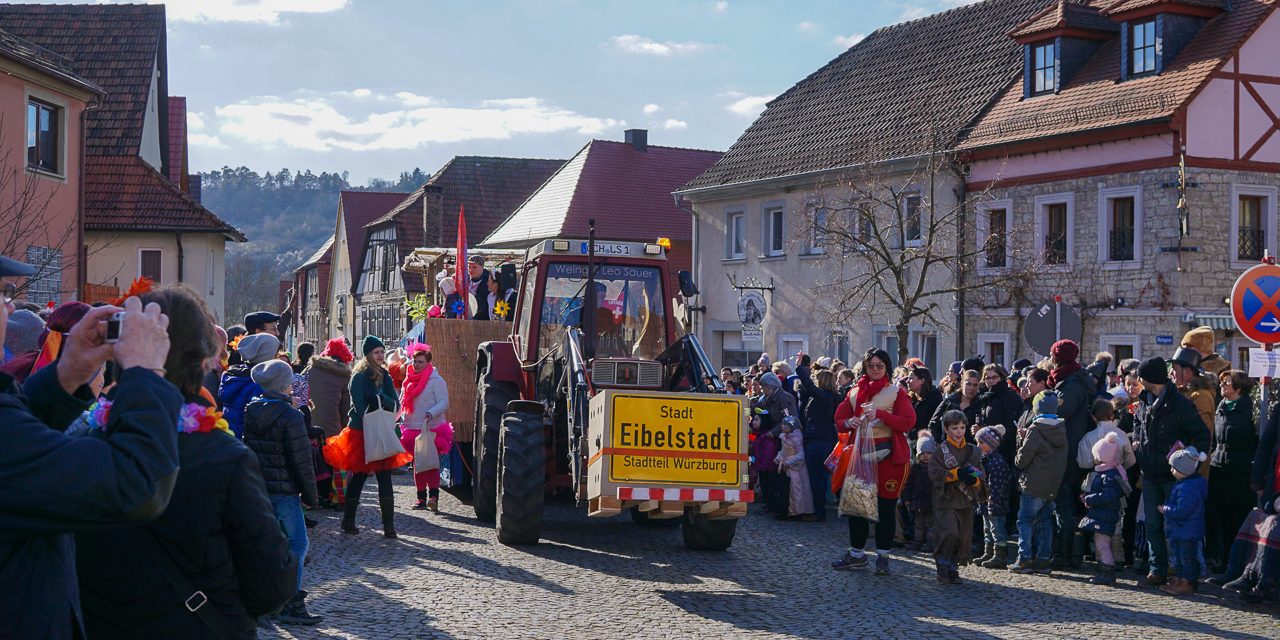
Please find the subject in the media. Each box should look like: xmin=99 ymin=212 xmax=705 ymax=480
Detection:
xmin=852 ymin=374 xmax=889 ymax=416
xmin=1094 ymin=459 xmax=1129 ymax=488
xmin=1047 ymin=361 xmax=1082 ymax=389
xmin=400 ymin=362 xmax=434 ymax=419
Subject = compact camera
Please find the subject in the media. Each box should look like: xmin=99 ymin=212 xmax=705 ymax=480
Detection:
xmin=105 ymin=311 xmax=125 ymax=343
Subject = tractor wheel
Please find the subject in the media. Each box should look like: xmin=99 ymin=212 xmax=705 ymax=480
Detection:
xmin=629 ymin=507 xmax=681 ymax=527
xmin=681 ymin=508 xmax=738 ymax=551
xmin=473 ymin=375 xmax=515 ymax=523
xmin=496 ymin=402 xmax=545 ymax=546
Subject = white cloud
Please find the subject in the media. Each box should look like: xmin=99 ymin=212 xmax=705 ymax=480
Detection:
xmin=725 ymin=94 xmax=774 ymax=118
xmin=207 ymin=90 xmax=623 ymax=152
xmin=189 ymin=133 xmax=225 ymax=148
xmin=609 ymin=34 xmax=714 ymax=57
xmin=642 ymin=103 xmax=662 ymax=115
xmin=96 ymin=0 xmax=349 ymax=24
xmin=898 ymin=6 xmax=930 ymax=21
xmin=187 ymin=111 xmax=206 ymax=130
xmin=832 ymin=33 xmax=866 ymax=48
xmin=713 ymin=1 xmax=728 ymax=13
xmin=662 ymin=118 xmax=688 ymax=131
xmin=798 ymin=21 xmax=817 ymax=32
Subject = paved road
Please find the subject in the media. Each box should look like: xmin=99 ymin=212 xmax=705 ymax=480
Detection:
xmin=262 ymin=477 xmax=1276 ymax=640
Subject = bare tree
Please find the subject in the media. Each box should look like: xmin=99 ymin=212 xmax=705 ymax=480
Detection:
xmin=0 ymin=119 xmax=77 ymax=302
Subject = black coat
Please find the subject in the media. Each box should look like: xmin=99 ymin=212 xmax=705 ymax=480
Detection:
xmin=1134 ymin=384 xmax=1211 ymax=484
xmin=76 ymin=424 xmax=297 ymax=640
xmin=929 ymin=391 xmax=982 ymax=443
xmin=1210 ymin=396 xmax=1257 ymax=507
xmin=979 ymin=382 xmax=1024 ymax=461
xmin=471 ymin=269 xmax=492 ymax=320
xmin=0 ymin=366 xmax=181 ymax=640
xmin=794 ymin=366 xmax=838 ymax=444
xmin=1256 ymin=401 xmax=1280 ymax=495
xmin=910 ymin=386 xmax=943 ymax=441
xmin=243 ymin=392 xmax=319 ymax=505
xmin=1054 ymin=368 xmax=1095 ymax=485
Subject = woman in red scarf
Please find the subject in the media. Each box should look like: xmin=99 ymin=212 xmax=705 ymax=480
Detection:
xmin=830 ymin=348 xmax=916 ymax=576
xmin=397 ymin=343 xmax=453 ymax=511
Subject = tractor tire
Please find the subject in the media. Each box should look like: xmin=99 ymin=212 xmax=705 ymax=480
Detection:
xmin=473 ymin=375 xmax=515 ymax=523
xmin=629 ymin=507 xmax=681 ymax=527
xmin=681 ymin=508 xmax=738 ymax=551
xmin=496 ymin=402 xmax=545 ymax=546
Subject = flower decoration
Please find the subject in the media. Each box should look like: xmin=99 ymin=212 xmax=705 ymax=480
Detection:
xmin=85 ymin=400 xmax=229 ymax=436
xmin=449 ymin=299 xmax=465 ymax=316
xmin=493 ymin=300 xmax=511 ymax=318
xmin=108 ymin=276 xmax=154 ymax=306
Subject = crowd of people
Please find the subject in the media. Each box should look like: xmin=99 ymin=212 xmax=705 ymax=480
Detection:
xmin=0 ymin=253 xmax=455 ymax=638
xmin=731 ymin=329 xmax=1280 ymax=599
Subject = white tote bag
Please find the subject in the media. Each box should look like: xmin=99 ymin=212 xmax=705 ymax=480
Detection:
xmin=362 ymin=396 xmax=405 ymax=464
xmin=414 ymin=430 xmax=440 ymax=471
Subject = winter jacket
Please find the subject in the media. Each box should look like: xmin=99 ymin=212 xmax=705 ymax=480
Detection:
xmin=1180 ymin=380 xmax=1218 ymax=448
xmin=400 ymin=368 xmax=449 ymax=432
xmin=1255 ymin=401 xmax=1280 ymax=495
xmin=243 ymin=392 xmax=319 ymax=505
xmin=750 ymin=394 xmax=781 ymax=474
xmin=928 ymin=391 xmax=981 ymax=443
xmin=928 ymin=437 xmax=981 ymax=511
xmin=1133 ymin=384 xmax=1211 ymax=483
xmin=1014 ymin=415 xmax=1068 ymax=500
xmin=76 ymin=426 xmax=296 ymax=640
xmin=349 ymin=366 xmax=399 ymax=430
xmin=1076 ymin=421 xmax=1137 ymax=470
xmin=910 ymin=386 xmax=943 ymax=441
xmin=794 ymin=366 xmax=838 ymax=444
xmin=0 ymin=366 xmax=181 ymax=640
xmin=1079 ymin=468 xmax=1125 ymax=536
xmin=305 ymin=356 xmax=352 ymax=439
xmin=834 ymin=384 xmax=916 ymax=467
xmin=1210 ymin=396 xmax=1258 ymax=507
xmin=902 ymin=461 xmax=934 ymax=514
xmin=980 ymin=449 xmax=1013 ymax=516
xmin=219 ymin=364 xmax=262 ymax=439
xmin=979 ymin=382 xmax=1024 ymax=461
xmin=1054 ymin=367 xmax=1095 ymax=484
xmin=1162 ymin=473 xmax=1208 ymax=541
xmin=201 ymin=367 xmax=223 ymax=409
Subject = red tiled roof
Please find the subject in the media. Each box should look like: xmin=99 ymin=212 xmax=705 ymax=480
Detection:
xmin=0 ymin=3 xmax=167 ymax=158
xmin=0 ymin=26 xmax=101 ymax=95
xmin=960 ymin=0 xmax=1275 ymax=150
xmin=1010 ymin=0 xmax=1118 ymax=40
xmin=484 ymin=140 xmax=721 ymax=247
xmin=1102 ymin=0 xmax=1228 ymax=17
xmin=339 ymin=191 xmax=409 ymax=288
xmin=85 ymin=156 xmax=246 ymax=240
xmin=682 ymin=0 xmax=1047 ymax=191
xmin=167 ymin=97 xmax=187 ymax=189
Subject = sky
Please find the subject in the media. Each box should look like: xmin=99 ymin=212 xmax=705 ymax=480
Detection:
xmin=80 ymin=0 xmax=980 ymax=184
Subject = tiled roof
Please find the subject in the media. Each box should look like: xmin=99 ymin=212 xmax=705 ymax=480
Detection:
xmin=0 ymin=3 xmax=167 ymax=157
xmin=338 ymin=191 xmax=409 ymax=289
xmin=298 ymin=235 xmax=334 ymax=270
xmin=682 ymin=0 xmax=1047 ymax=191
xmin=960 ymin=0 xmax=1275 ymax=150
xmin=0 ymin=26 xmax=101 ymax=94
xmin=167 ymin=97 xmax=187 ymax=188
xmin=84 ymin=156 xmax=246 ymax=241
xmin=1102 ymin=0 xmax=1228 ymax=16
xmin=484 ymin=140 xmax=722 ymax=247
xmin=297 ymin=235 xmax=334 ymax=309
xmin=1010 ymin=0 xmax=1118 ymax=39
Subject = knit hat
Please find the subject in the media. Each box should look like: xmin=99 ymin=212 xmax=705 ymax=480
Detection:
xmin=961 ymin=355 xmax=985 ymax=373
xmin=320 ymin=337 xmax=354 ymax=364
xmin=362 ymin=334 xmax=385 ymax=356
xmin=916 ymin=436 xmax=936 ymax=456
xmin=1050 ymin=339 xmax=1079 ymax=365
xmin=757 ymin=352 xmax=771 ymax=367
xmin=1033 ymin=390 xmax=1059 ymax=416
xmin=1138 ymin=357 xmax=1170 ymax=386
xmin=759 ymin=371 xmax=782 ymax=389
xmin=1168 ymin=446 xmax=1207 ymax=477
xmin=1011 ymin=358 xmax=1033 ymax=372
xmin=1092 ymin=431 xmax=1123 ymax=466
xmin=4 ymin=309 xmax=44 ymax=356
xmin=948 ymin=361 xmax=963 ymax=376
xmin=975 ymin=425 xmax=1005 ymax=450
xmin=437 ymin=271 xmax=457 ymax=295
xmin=236 ymin=333 xmax=280 ymax=365
xmin=251 ymin=359 xmax=294 ymax=395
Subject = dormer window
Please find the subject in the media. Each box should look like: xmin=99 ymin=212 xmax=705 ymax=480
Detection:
xmin=1032 ymin=41 xmax=1057 ymax=95
xmin=1130 ymin=19 xmax=1157 ymax=76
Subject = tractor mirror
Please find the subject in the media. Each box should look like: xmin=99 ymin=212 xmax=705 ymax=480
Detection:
xmin=676 ymin=270 xmax=699 ymax=297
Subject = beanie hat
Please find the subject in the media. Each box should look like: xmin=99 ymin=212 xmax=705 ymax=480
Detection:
xmin=916 ymin=436 xmax=936 ymax=456
xmin=1011 ymin=358 xmax=1033 ymax=372
xmin=362 ymin=334 xmax=385 ymax=356
xmin=251 ymin=359 xmax=294 ymax=395
xmin=320 ymin=337 xmax=354 ymax=364
xmin=759 ymin=371 xmax=782 ymax=389
xmin=4 ymin=309 xmax=44 ymax=356
xmin=1050 ymin=339 xmax=1079 ymax=365
xmin=437 ymin=271 xmax=456 ymax=295
xmin=1092 ymin=431 xmax=1123 ymax=466
xmin=1168 ymin=446 xmax=1207 ymax=477
xmin=1033 ymin=390 xmax=1059 ymax=417
xmin=949 ymin=361 xmax=963 ymax=376
xmin=961 ymin=355 xmax=985 ymax=373
xmin=975 ymin=425 xmax=1005 ymax=450
xmin=236 ymin=333 xmax=280 ymax=365
xmin=1138 ymin=357 xmax=1170 ymax=386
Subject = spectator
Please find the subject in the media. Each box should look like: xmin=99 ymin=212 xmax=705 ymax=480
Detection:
xmin=305 ymin=338 xmax=354 ymax=508
xmin=1047 ymin=339 xmax=1093 ymax=569
xmin=0 ymin=302 xmax=92 ymax=384
xmin=1010 ymin=391 xmax=1068 ymax=575
xmin=975 ymin=424 xmax=1013 ymax=569
xmin=244 ymin=311 xmax=281 ymax=337
xmin=978 ymin=364 xmax=1023 ymax=461
xmin=928 ymin=409 xmax=982 ymax=584
xmin=292 ymin=342 xmax=316 ymax=375
xmin=1171 ymin=346 xmax=1216 ymax=461
xmin=1079 ymin=432 xmax=1129 ymax=586
xmin=398 ymin=343 xmax=452 ymax=512
xmin=929 ymin=369 xmax=982 ymax=443
xmin=3 ymin=308 xmax=43 ymax=358
xmin=1207 ymin=370 xmax=1257 ymax=576
xmin=902 ymin=437 xmax=935 ymax=551
xmin=202 ymin=326 xmax=228 ymax=408
xmin=752 ymin=372 xmax=795 ymax=515
xmin=220 ymin=332 xmax=280 ymax=439
xmin=1160 ymin=448 xmax=1210 ymax=596
xmin=907 ymin=366 xmax=943 ymax=442
xmin=795 ymin=364 xmax=839 ymax=521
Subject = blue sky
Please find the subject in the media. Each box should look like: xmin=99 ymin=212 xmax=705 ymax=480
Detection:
xmin=94 ymin=0 xmax=977 ymax=183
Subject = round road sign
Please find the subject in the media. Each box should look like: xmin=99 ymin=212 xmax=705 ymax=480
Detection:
xmin=1230 ymin=263 xmax=1280 ymax=345
xmin=1023 ymin=300 xmax=1082 ymax=357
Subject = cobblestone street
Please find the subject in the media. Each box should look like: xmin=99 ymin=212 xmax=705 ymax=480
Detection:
xmin=261 ymin=477 xmax=1277 ymax=640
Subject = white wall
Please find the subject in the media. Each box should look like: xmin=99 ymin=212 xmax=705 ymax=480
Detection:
xmin=138 ymin=57 xmax=163 ymax=172
xmin=85 ymin=230 xmax=228 ymax=322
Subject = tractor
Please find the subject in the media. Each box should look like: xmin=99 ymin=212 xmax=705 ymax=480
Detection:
xmin=472 ymin=231 xmax=750 ymax=549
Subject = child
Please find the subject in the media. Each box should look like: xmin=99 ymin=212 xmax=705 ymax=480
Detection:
xmin=1077 ymin=399 xmax=1135 ymax=567
xmin=1010 ymin=391 xmax=1068 ymax=575
xmin=901 ymin=437 xmax=935 ymax=551
xmin=775 ymin=415 xmax=814 ymax=520
xmin=1160 ymin=447 xmax=1209 ymax=596
xmin=928 ymin=410 xmax=983 ymax=584
xmin=975 ymin=425 xmax=1013 ymax=569
xmin=1079 ymin=432 xmax=1129 ymax=585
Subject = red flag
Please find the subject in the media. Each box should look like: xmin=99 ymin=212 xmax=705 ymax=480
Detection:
xmin=455 ymin=205 xmax=469 ymax=318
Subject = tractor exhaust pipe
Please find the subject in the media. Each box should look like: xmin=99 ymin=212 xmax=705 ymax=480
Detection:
xmin=584 ymin=219 xmax=597 ymax=362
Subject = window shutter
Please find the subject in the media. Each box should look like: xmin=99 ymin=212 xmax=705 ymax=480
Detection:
xmin=1023 ymin=45 xmax=1032 ymax=99
xmin=1120 ymin=21 xmax=1129 ymax=81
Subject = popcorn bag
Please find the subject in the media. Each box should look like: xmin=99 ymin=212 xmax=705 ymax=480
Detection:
xmin=838 ymin=419 xmax=879 ymax=521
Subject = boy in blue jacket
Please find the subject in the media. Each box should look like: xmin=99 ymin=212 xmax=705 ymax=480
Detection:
xmin=1159 ymin=447 xmax=1209 ymax=595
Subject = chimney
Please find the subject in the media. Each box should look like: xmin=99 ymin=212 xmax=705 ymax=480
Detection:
xmin=624 ymin=128 xmax=648 ymax=152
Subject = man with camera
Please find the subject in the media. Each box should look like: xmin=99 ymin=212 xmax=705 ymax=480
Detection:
xmin=0 ymin=255 xmax=182 ymax=639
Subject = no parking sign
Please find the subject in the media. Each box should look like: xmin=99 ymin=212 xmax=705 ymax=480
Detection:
xmin=1231 ymin=263 xmax=1280 ymax=345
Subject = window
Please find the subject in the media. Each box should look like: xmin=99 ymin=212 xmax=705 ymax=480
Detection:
xmin=903 ymin=195 xmax=923 ymax=247
xmin=763 ymin=207 xmax=785 ymax=257
xmin=977 ymin=333 xmax=1012 ymax=368
xmin=1100 ymin=335 xmax=1140 ymax=364
xmin=23 ymin=246 xmax=61 ymax=306
xmin=139 ymin=249 xmax=162 ymax=282
xmin=1234 ymin=342 xmax=1252 ymax=376
xmin=876 ymin=331 xmax=899 ymax=361
xmin=914 ymin=332 xmax=938 ymax=375
xmin=977 ymin=199 xmax=1012 ymax=273
xmin=380 ymin=245 xmax=395 ymax=292
xmin=1239 ymin=196 xmax=1265 ymax=261
xmin=1032 ymin=41 xmax=1057 ymax=95
xmin=1035 ymin=193 xmax=1074 ymax=267
xmin=1131 ymin=20 xmax=1157 ymax=76
xmin=720 ymin=331 xmax=762 ymax=368
xmin=26 ymin=99 xmax=59 ymax=173
xmin=307 ymin=269 xmax=319 ymax=301
xmin=726 ymin=211 xmax=745 ymax=259
xmin=777 ymin=334 xmax=809 ymax=363
xmin=805 ymin=208 xmax=827 ymax=255
xmin=1231 ymin=185 xmax=1277 ymax=267
xmin=825 ymin=330 xmax=850 ymax=364
xmin=1098 ymin=186 xmax=1143 ymax=266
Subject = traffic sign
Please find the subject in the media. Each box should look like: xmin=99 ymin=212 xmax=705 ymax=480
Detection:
xmin=1230 ymin=263 xmax=1280 ymax=344
xmin=1023 ymin=299 xmax=1082 ymax=356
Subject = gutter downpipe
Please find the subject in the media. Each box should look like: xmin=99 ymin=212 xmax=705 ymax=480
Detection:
xmin=77 ymin=97 xmax=100 ymax=300
xmin=949 ymin=157 xmax=968 ymax=362
xmin=176 ymin=231 xmax=184 ymax=282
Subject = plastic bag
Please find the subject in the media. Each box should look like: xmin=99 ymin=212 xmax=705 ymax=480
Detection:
xmin=838 ymin=419 xmax=879 ymax=521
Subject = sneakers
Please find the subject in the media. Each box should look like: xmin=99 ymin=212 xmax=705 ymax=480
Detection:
xmin=1090 ymin=565 xmax=1117 ymax=586
xmin=1142 ymin=572 xmax=1168 ymax=588
xmin=874 ymin=555 xmax=890 ymax=576
xmin=1160 ymin=576 xmax=1195 ymax=596
xmin=831 ymin=551 xmax=868 ymax=570
xmin=276 ymin=591 xmax=323 ymax=626
xmin=1008 ymin=557 xmax=1037 ymax=574
xmin=412 ymin=499 xmax=428 ymax=510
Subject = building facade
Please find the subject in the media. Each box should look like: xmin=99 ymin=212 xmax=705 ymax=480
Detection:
xmin=326 ymin=191 xmax=408 ymax=340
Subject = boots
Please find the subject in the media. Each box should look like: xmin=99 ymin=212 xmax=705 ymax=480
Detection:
xmin=1160 ymin=576 xmax=1194 ymax=596
xmin=276 ymin=590 xmax=323 ymax=626
xmin=935 ymin=559 xmax=950 ymax=584
xmin=981 ymin=544 xmax=1009 ymax=569
xmin=341 ymin=499 xmax=359 ymax=535
xmin=975 ymin=543 xmax=995 ymax=566
xmin=1069 ymin=532 xmax=1085 ymax=569
xmin=427 ymin=497 xmax=439 ymax=513
xmin=380 ymin=495 xmax=397 ymax=539
xmin=413 ymin=490 xmax=428 ymax=510
xmin=1090 ymin=564 xmax=1117 ymax=586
